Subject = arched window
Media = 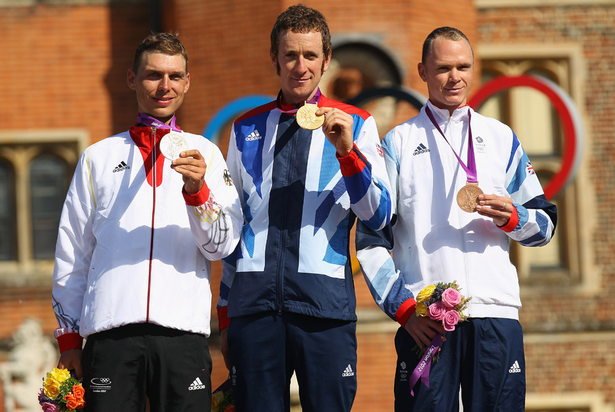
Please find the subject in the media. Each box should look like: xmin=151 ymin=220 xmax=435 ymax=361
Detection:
xmin=321 ymin=41 xmax=404 ymax=136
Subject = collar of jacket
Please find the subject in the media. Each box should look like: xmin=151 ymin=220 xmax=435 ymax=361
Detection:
xmin=129 ymin=124 xmax=170 ymax=187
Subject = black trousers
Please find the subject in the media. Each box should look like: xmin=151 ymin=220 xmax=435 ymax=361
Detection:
xmin=82 ymin=323 xmax=212 ymax=412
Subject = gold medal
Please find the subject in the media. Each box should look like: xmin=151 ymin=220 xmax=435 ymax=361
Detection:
xmin=296 ymin=103 xmax=324 ymax=130
xmin=456 ymin=182 xmax=483 ymax=213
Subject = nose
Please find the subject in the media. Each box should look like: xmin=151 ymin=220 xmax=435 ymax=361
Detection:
xmin=449 ymin=68 xmax=461 ymax=82
xmin=294 ymin=56 xmax=307 ymax=73
xmin=158 ymin=75 xmax=170 ymax=91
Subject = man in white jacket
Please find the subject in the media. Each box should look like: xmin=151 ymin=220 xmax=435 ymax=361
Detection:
xmin=51 ymin=32 xmax=242 ymax=412
xmin=356 ymin=27 xmax=557 ymax=411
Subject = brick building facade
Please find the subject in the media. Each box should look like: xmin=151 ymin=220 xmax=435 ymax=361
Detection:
xmin=1 ymin=0 xmax=613 ymax=410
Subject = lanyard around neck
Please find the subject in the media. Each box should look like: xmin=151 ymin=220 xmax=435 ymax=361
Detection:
xmin=425 ymin=106 xmax=477 ymax=184
xmin=137 ymin=113 xmax=181 ymax=132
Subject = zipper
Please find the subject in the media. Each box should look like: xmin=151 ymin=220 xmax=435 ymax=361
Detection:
xmin=274 ymin=124 xmax=297 ymax=316
xmin=146 ymin=126 xmax=157 ymax=322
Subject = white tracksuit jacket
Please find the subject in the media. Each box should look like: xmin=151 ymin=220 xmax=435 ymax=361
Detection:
xmin=356 ymin=101 xmax=557 ymax=323
xmin=52 ymin=125 xmax=242 ymax=348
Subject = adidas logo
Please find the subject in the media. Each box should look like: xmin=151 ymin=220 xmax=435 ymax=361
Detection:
xmin=113 ymin=161 xmax=130 ymax=173
xmin=245 ymin=130 xmax=262 ymax=141
xmin=342 ymin=364 xmax=355 ymax=378
xmin=188 ymin=377 xmax=206 ymax=391
xmin=509 ymin=360 xmax=521 ymax=374
xmin=413 ymin=143 xmax=430 ymax=156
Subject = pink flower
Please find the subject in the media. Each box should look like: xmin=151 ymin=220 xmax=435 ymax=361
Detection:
xmin=41 ymin=402 xmax=59 ymax=412
xmin=428 ymin=301 xmax=447 ymax=321
xmin=441 ymin=288 xmax=462 ymax=308
xmin=443 ymin=310 xmax=461 ymax=332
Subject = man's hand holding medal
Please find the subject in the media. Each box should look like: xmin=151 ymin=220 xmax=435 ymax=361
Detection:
xmin=476 ymin=194 xmax=514 ymax=227
xmin=160 ymin=131 xmax=207 ymax=195
xmin=296 ymin=103 xmax=354 ymax=157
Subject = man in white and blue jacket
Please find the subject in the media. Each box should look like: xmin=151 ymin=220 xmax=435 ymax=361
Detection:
xmin=217 ymin=5 xmax=391 ymax=412
xmin=356 ymin=27 xmax=557 ymax=412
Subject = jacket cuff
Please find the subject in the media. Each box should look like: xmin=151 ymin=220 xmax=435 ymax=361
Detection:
xmin=394 ymin=298 xmax=417 ymax=327
xmin=337 ymin=143 xmax=367 ymax=177
xmin=56 ymin=333 xmax=83 ymax=353
xmin=498 ymin=207 xmax=519 ymax=233
xmin=183 ymin=181 xmax=211 ymax=206
xmin=217 ymin=306 xmax=230 ymax=331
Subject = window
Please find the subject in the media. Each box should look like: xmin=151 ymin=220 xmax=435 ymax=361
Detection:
xmin=0 ymin=160 xmax=16 ymax=261
xmin=0 ymin=130 xmax=87 ymax=279
xmin=30 ymin=155 xmax=70 ymax=260
xmin=476 ymin=44 xmax=596 ymax=290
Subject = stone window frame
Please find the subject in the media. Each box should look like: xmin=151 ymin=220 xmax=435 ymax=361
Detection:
xmin=477 ymin=43 xmax=599 ymax=295
xmin=0 ymin=129 xmax=87 ymax=284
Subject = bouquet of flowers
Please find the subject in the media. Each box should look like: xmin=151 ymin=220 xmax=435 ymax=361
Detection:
xmin=211 ymin=378 xmax=234 ymax=412
xmin=38 ymin=368 xmax=85 ymax=411
xmin=415 ymin=280 xmax=470 ymax=332
xmin=409 ymin=281 xmax=470 ymax=396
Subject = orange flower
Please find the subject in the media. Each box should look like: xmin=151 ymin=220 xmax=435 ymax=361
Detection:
xmin=65 ymin=393 xmax=79 ymax=410
xmin=72 ymin=384 xmax=85 ymax=400
xmin=223 ymin=406 xmax=235 ymax=412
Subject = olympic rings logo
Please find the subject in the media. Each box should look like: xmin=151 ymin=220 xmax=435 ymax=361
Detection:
xmin=203 ymin=75 xmax=583 ymax=200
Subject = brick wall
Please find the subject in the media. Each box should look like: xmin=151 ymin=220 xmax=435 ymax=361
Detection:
xmin=4 ymin=2 xmax=151 ymax=142
xmin=8 ymin=1 xmax=613 ymax=411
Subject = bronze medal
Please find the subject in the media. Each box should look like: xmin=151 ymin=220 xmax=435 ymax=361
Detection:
xmin=456 ymin=182 xmax=483 ymax=213
xmin=296 ymin=103 xmax=324 ymax=130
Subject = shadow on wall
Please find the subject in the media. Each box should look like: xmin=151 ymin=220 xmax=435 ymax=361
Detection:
xmin=104 ymin=1 xmax=155 ymax=137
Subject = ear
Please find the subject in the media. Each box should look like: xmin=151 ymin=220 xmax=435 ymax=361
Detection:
xmin=184 ymin=72 xmax=191 ymax=93
xmin=270 ymin=50 xmax=278 ymax=70
xmin=322 ymin=51 xmax=332 ymax=73
xmin=418 ymin=62 xmax=427 ymax=82
xmin=127 ymin=68 xmax=136 ymax=90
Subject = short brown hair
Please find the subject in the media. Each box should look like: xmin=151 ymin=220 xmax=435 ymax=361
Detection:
xmin=270 ymin=4 xmax=332 ymax=59
xmin=132 ymin=32 xmax=188 ymax=73
xmin=421 ymin=27 xmax=473 ymax=64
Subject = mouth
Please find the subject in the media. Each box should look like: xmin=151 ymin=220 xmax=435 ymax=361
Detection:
xmin=153 ymin=96 xmax=174 ymax=106
xmin=445 ymin=85 xmax=464 ymax=94
xmin=292 ymin=76 xmax=311 ymax=85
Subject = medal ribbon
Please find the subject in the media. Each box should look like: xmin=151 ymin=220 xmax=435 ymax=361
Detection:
xmin=408 ymin=334 xmax=442 ymax=396
xmin=137 ymin=113 xmax=181 ymax=132
xmin=425 ymin=106 xmax=477 ymax=184
xmin=276 ymin=88 xmax=322 ymax=114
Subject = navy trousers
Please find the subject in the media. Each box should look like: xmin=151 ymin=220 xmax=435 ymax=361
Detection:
xmin=227 ymin=312 xmax=357 ymax=412
xmin=394 ymin=318 xmax=526 ymax=412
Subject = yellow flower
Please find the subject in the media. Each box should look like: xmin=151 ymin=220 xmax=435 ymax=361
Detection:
xmin=50 ymin=368 xmax=71 ymax=383
xmin=416 ymin=285 xmax=436 ymax=303
xmin=212 ymin=392 xmax=221 ymax=408
xmin=44 ymin=378 xmax=61 ymax=398
xmin=415 ymin=302 xmax=428 ymax=317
